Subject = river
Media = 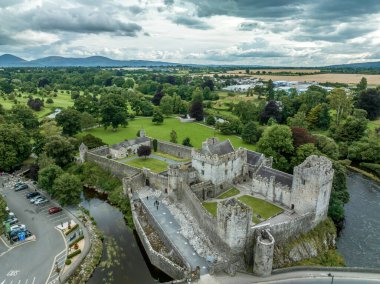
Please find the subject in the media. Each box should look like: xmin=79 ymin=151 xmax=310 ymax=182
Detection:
xmin=337 ymin=172 xmax=380 ymax=268
xmin=80 ymin=190 xmax=171 ymax=284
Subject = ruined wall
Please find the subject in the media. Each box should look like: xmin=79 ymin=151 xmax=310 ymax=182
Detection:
xmin=178 ymin=184 xmax=231 ymax=254
xmin=86 ymin=152 xmax=141 ymax=179
xmin=144 ymin=169 xmax=169 ymax=192
xmin=156 ymin=140 xmax=192 ymax=159
xmin=253 ymin=230 xmax=275 ymax=277
xmin=251 ymin=176 xmax=291 ymax=208
xmin=123 ymin=173 xmax=145 ymax=194
xmin=89 ymin=145 xmax=110 ymax=156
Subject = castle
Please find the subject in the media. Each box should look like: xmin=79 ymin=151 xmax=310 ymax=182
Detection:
xmin=79 ymin=134 xmax=334 ymax=280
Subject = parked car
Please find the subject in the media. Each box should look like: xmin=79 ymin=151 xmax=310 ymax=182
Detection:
xmin=15 ymin=184 xmax=28 ymax=191
xmin=48 ymin=207 xmax=62 ymax=215
xmin=10 ymin=224 xmax=26 ymax=232
xmin=13 ymin=182 xmax=24 ymax=189
xmin=4 ymin=217 xmax=18 ymax=225
xmin=35 ymin=198 xmax=48 ymax=205
xmin=30 ymin=195 xmax=45 ymax=204
xmin=26 ymin=192 xmax=40 ymax=199
xmin=11 ymin=230 xmax=31 ymax=242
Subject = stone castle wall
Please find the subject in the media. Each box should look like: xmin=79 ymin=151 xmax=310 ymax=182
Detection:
xmin=251 ymin=176 xmax=292 ymax=208
xmin=144 ymin=169 xmax=169 ymax=192
xmin=123 ymin=173 xmax=145 ymax=194
xmin=156 ymin=140 xmax=192 ymax=159
xmin=89 ymin=145 xmax=110 ymax=156
xmin=86 ymin=152 xmax=141 ymax=179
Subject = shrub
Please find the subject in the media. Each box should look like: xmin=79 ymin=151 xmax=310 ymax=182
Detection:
xmin=67 ymin=249 xmax=81 ymax=259
xmin=65 ymin=224 xmax=79 ymax=235
xmin=65 ymin=259 xmax=72 ymax=265
xmin=152 ymin=139 xmax=158 ymax=152
xmin=69 ymin=235 xmax=84 ymax=247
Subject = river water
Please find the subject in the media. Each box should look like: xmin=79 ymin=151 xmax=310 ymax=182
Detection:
xmin=337 ymin=173 xmax=380 ymax=268
xmin=80 ymin=190 xmax=171 ymax=284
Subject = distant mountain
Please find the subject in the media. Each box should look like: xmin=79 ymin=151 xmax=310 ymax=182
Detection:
xmin=326 ymin=61 xmax=380 ymax=69
xmin=0 ymin=54 xmax=27 ymax=67
xmin=0 ymin=54 xmax=178 ymax=67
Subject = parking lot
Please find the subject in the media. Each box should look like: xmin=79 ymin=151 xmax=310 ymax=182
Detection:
xmin=0 ymin=175 xmax=68 ymax=284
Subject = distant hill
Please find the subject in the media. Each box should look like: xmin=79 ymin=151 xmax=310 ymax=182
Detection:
xmin=0 ymin=54 xmax=178 ymax=67
xmin=0 ymin=54 xmax=27 ymax=67
xmin=326 ymin=61 xmax=380 ymax=69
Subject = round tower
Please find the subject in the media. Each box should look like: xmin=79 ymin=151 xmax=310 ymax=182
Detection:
xmin=253 ymin=230 xmax=275 ymax=277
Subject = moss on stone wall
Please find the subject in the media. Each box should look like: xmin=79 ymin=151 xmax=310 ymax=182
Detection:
xmin=273 ymin=219 xmax=344 ymax=268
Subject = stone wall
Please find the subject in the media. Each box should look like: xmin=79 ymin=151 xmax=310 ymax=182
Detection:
xmin=156 ymin=140 xmax=192 ymax=159
xmin=251 ymin=176 xmax=291 ymax=208
xmin=144 ymin=169 xmax=169 ymax=192
xmin=123 ymin=173 xmax=145 ymax=194
xmin=89 ymin=145 xmax=110 ymax=156
xmin=86 ymin=152 xmax=141 ymax=179
xmin=132 ymin=201 xmax=188 ymax=280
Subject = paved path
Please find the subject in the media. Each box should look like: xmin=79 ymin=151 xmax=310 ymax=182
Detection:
xmin=141 ymin=195 xmax=209 ymax=275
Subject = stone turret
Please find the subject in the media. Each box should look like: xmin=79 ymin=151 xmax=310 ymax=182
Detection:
xmin=253 ymin=229 xmax=274 ymax=277
xmin=168 ymin=164 xmax=181 ymax=194
xmin=290 ymin=155 xmax=334 ymax=224
xmin=79 ymin=143 xmax=88 ymax=163
xmin=217 ymin=199 xmax=252 ymax=252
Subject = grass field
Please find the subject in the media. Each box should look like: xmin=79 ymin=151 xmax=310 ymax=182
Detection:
xmin=0 ymin=90 xmax=74 ymax=119
xmin=81 ymin=117 xmax=257 ymax=150
xmin=226 ymin=69 xmax=321 ymax=74
xmin=153 ymin=152 xmax=191 ymax=162
xmin=368 ymin=119 xmax=380 ymax=131
xmin=202 ymin=202 xmax=217 ymax=217
xmin=125 ymin=157 xmax=169 ymax=173
xmin=238 ymin=195 xmax=283 ymax=221
xmin=216 ymin=188 xmax=240 ymax=199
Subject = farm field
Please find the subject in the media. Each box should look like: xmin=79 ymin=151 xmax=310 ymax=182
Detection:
xmin=226 ymin=69 xmax=321 ymax=74
xmin=81 ymin=117 xmax=258 ymax=151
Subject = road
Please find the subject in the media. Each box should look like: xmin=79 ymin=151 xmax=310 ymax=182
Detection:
xmin=198 ymin=270 xmax=380 ymax=284
xmin=0 ymin=176 xmax=68 ymax=284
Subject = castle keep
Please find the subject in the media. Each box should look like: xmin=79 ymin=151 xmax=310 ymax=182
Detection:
xmin=80 ymin=134 xmax=334 ymax=280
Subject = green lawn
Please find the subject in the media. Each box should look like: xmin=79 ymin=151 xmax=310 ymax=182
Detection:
xmin=81 ymin=117 xmax=257 ymax=150
xmin=216 ymin=188 xmax=240 ymax=199
xmin=202 ymin=202 xmax=217 ymax=217
xmin=238 ymin=195 xmax=283 ymax=221
xmin=153 ymin=151 xmax=191 ymax=162
xmin=0 ymin=90 xmax=74 ymax=119
xmin=125 ymin=157 xmax=169 ymax=173
xmin=368 ymin=119 xmax=380 ymax=131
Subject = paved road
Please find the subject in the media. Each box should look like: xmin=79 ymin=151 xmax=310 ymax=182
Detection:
xmin=198 ymin=270 xmax=380 ymax=284
xmin=0 ymin=176 xmax=68 ymax=284
xmin=141 ymin=195 xmax=209 ymax=275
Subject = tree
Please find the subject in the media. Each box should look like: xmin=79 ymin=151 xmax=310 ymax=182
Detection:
xmin=257 ymin=125 xmax=294 ymax=172
xmin=10 ymin=105 xmax=39 ymax=130
xmin=40 ymin=119 xmax=62 ymax=137
xmin=241 ymin=122 xmax=259 ymax=144
xmin=182 ymin=137 xmax=193 ymax=147
xmin=329 ymin=88 xmax=352 ymax=126
xmin=137 ymin=145 xmax=151 ymax=158
xmin=190 ymin=101 xmax=204 ymax=121
xmin=170 ymin=130 xmax=178 ymax=143
xmin=291 ymin=127 xmax=316 ymax=148
xmin=260 ymin=100 xmax=281 ymax=124
xmin=38 ymin=164 xmax=64 ymax=195
xmin=356 ymin=88 xmax=380 ymax=120
xmin=152 ymin=139 xmax=158 ymax=152
xmin=0 ymin=123 xmax=32 ymax=172
xmin=287 ymin=111 xmax=308 ymax=128
xmin=27 ymin=98 xmax=44 ymax=111
xmin=80 ymin=112 xmax=97 ymax=130
xmin=53 ymin=173 xmax=82 ymax=206
xmin=44 ymin=136 xmax=75 ymax=168
xmin=331 ymin=113 xmax=368 ymax=142
xmin=151 ymin=92 xmax=165 ymax=106
xmin=56 ymin=108 xmax=82 ymax=136
xmin=159 ymin=96 xmax=174 ymax=116
xmin=99 ymin=93 xmax=128 ymax=130
xmin=291 ymin=143 xmax=321 ymax=167
xmin=124 ymin=78 xmax=135 ymax=89
xmin=266 ymin=79 xmax=275 ymax=100
xmin=356 ymin=77 xmax=367 ymax=91
xmin=348 ymin=134 xmax=380 ymax=163
xmin=152 ymin=110 xmax=164 ymax=124
xmin=206 ymin=116 xmax=216 ymax=126
xmin=315 ymin=135 xmax=339 ymax=160
xmin=317 ymin=103 xmax=331 ymax=129
xmin=306 ymin=104 xmax=322 ymax=128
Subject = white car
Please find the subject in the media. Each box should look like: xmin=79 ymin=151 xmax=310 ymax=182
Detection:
xmin=35 ymin=198 xmax=48 ymax=205
xmin=31 ymin=196 xmax=44 ymax=204
xmin=10 ymin=224 xmax=26 ymax=232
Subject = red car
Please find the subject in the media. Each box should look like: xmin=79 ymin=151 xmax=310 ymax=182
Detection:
xmin=48 ymin=207 xmax=62 ymax=215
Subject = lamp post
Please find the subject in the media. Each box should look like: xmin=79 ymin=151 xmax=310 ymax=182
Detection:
xmin=328 ymin=273 xmax=334 ymax=284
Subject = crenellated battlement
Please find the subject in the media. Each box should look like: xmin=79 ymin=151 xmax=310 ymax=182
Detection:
xmin=192 ymin=147 xmax=247 ymax=166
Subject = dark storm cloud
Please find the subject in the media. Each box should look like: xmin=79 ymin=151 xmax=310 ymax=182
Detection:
xmin=172 ymin=14 xmax=212 ymax=30
xmin=0 ymin=32 xmax=18 ymax=45
xmin=25 ymin=8 xmax=142 ymax=36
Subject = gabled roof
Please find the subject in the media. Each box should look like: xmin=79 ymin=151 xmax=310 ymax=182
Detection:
xmin=256 ymin=166 xmax=293 ymax=188
xmin=112 ymin=137 xmax=150 ymax=149
xmin=206 ymin=140 xmax=234 ymax=156
xmin=247 ymin=150 xmax=263 ymax=166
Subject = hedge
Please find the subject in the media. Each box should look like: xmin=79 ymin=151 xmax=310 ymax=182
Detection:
xmin=67 ymin=249 xmax=81 ymax=259
xmin=65 ymin=224 xmax=79 ymax=235
xmin=69 ymin=235 xmax=84 ymax=247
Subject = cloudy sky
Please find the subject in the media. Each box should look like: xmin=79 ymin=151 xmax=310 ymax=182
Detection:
xmin=1 ymin=0 xmax=380 ymax=66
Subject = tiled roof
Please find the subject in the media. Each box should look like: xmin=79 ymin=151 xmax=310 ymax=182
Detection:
xmin=256 ymin=166 xmax=293 ymax=188
xmin=207 ymin=140 xmax=234 ymax=156
xmin=247 ymin=150 xmax=263 ymax=166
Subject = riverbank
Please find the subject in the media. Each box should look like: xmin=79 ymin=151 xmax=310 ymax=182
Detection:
xmin=346 ymin=165 xmax=380 ymax=183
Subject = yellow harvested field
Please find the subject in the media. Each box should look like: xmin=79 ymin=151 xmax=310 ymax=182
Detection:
xmin=227 ymin=69 xmax=321 ymax=74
